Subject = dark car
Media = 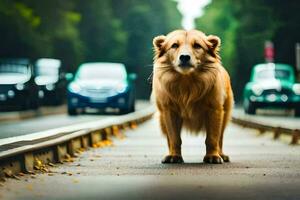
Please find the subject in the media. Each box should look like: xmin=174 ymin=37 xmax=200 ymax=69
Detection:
xmin=34 ymin=58 xmax=66 ymax=105
xmin=0 ymin=58 xmax=39 ymax=111
xmin=67 ymin=62 xmax=136 ymax=115
xmin=243 ymin=63 xmax=300 ymax=116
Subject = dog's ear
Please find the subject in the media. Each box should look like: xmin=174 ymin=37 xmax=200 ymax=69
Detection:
xmin=153 ymin=35 xmax=166 ymax=58
xmin=206 ymin=35 xmax=221 ymax=58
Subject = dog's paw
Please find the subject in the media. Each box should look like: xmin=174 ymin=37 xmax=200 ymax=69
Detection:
xmin=220 ymin=154 xmax=230 ymax=162
xmin=203 ymin=155 xmax=223 ymax=164
xmin=161 ymin=155 xmax=184 ymax=164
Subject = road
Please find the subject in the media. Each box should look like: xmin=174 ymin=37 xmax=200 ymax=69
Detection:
xmin=0 ymin=101 xmax=148 ymax=140
xmin=1 ymin=117 xmax=299 ymax=200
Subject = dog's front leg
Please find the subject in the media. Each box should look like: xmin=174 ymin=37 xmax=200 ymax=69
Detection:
xmin=160 ymin=110 xmax=183 ymax=164
xmin=204 ymin=108 xmax=224 ymax=164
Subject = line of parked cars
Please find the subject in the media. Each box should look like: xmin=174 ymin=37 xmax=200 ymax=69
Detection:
xmin=0 ymin=58 xmax=136 ymax=115
xmin=0 ymin=58 xmax=64 ymax=111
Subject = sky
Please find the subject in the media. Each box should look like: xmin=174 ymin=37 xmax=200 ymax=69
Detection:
xmin=176 ymin=0 xmax=211 ymax=30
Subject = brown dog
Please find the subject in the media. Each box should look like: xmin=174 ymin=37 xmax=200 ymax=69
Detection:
xmin=152 ymin=29 xmax=233 ymax=164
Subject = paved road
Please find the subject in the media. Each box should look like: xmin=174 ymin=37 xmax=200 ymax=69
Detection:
xmin=1 ymin=118 xmax=300 ymax=200
xmin=0 ymin=101 xmax=148 ymax=139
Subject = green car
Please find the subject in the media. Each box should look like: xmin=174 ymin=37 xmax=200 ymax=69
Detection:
xmin=243 ymin=63 xmax=300 ymax=116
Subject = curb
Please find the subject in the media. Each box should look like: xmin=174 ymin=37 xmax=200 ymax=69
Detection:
xmin=0 ymin=106 xmax=155 ymax=179
xmin=231 ymin=115 xmax=299 ymax=145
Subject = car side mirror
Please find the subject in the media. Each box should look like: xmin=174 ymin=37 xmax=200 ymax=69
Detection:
xmin=128 ymin=73 xmax=137 ymax=81
xmin=65 ymin=73 xmax=74 ymax=81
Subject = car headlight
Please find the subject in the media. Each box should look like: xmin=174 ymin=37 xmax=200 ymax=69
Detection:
xmin=251 ymin=84 xmax=263 ymax=96
xmin=293 ymin=84 xmax=300 ymax=95
xmin=16 ymin=83 xmax=25 ymax=90
xmin=46 ymin=84 xmax=55 ymax=91
xmin=116 ymin=83 xmax=127 ymax=93
xmin=7 ymin=90 xmax=15 ymax=98
xmin=69 ymin=83 xmax=81 ymax=93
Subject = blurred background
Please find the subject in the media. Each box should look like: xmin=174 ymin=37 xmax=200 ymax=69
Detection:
xmin=0 ymin=0 xmax=299 ymax=111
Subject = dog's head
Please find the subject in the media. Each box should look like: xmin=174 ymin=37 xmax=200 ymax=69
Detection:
xmin=153 ymin=30 xmax=221 ymax=74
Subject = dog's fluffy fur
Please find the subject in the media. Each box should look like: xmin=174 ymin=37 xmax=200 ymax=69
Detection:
xmin=152 ymin=30 xmax=233 ymax=164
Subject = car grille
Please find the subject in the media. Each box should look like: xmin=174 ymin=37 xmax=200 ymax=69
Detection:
xmin=0 ymin=85 xmax=15 ymax=93
xmin=86 ymin=88 xmax=111 ymax=94
xmin=262 ymin=88 xmax=292 ymax=96
xmin=82 ymin=88 xmax=117 ymax=97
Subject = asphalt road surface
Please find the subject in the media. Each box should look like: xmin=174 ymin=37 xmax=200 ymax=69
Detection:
xmin=0 ymin=101 xmax=148 ymax=139
xmin=1 ymin=118 xmax=299 ymax=200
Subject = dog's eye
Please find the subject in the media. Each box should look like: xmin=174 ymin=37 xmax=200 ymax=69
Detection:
xmin=171 ymin=43 xmax=179 ymax=49
xmin=193 ymin=43 xmax=201 ymax=49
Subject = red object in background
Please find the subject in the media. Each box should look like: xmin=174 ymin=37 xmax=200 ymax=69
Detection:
xmin=265 ymin=41 xmax=274 ymax=62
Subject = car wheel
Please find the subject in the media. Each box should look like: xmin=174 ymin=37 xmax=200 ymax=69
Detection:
xmin=244 ymin=99 xmax=256 ymax=115
xmin=119 ymin=108 xmax=129 ymax=115
xmin=295 ymin=107 xmax=300 ymax=117
xmin=30 ymin=100 xmax=39 ymax=110
xmin=68 ymin=108 xmax=78 ymax=116
xmin=129 ymin=101 xmax=135 ymax=112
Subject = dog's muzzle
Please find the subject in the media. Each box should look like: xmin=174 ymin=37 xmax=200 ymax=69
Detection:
xmin=178 ymin=54 xmax=192 ymax=68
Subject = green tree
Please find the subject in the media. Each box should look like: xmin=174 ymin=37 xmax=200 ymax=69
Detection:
xmin=111 ymin=0 xmax=182 ymax=98
xmin=0 ymin=0 xmax=44 ymax=58
xmin=77 ymin=0 xmax=127 ymax=63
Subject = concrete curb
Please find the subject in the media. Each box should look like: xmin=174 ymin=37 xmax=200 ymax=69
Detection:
xmin=0 ymin=106 xmax=155 ymax=179
xmin=231 ymin=114 xmax=299 ymax=145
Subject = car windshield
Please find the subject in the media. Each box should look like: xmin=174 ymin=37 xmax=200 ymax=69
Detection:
xmin=77 ymin=63 xmax=127 ymax=80
xmin=0 ymin=63 xmax=29 ymax=74
xmin=36 ymin=59 xmax=60 ymax=77
xmin=0 ymin=64 xmax=31 ymax=84
xmin=254 ymin=69 xmax=291 ymax=81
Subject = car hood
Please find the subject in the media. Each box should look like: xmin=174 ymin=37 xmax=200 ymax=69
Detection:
xmin=0 ymin=73 xmax=30 ymax=85
xmin=76 ymin=79 xmax=126 ymax=90
xmin=255 ymin=79 xmax=293 ymax=90
xmin=35 ymin=76 xmax=58 ymax=85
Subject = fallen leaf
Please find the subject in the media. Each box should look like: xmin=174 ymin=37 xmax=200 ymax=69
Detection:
xmin=18 ymin=172 xmax=25 ymax=176
xmin=48 ymin=163 xmax=56 ymax=167
xmin=26 ymin=185 xmax=33 ymax=191
xmin=12 ymin=175 xmax=20 ymax=180
xmin=73 ymin=179 xmax=79 ymax=183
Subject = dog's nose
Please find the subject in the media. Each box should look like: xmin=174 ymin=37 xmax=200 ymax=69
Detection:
xmin=179 ymin=55 xmax=191 ymax=64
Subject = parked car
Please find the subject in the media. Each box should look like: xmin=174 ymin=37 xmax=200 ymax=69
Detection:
xmin=67 ymin=62 xmax=136 ymax=115
xmin=243 ymin=63 xmax=300 ymax=116
xmin=34 ymin=58 xmax=66 ymax=105
xmin=0 ymin=58 xmax=39 ymax=111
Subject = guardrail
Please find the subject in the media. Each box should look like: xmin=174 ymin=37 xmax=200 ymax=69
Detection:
xmin=0 ymin=106 xmax=155 ymax=180
xmin=232 ymin=115 xmax=299 ymax=145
